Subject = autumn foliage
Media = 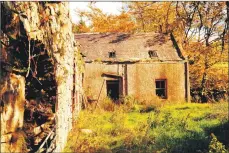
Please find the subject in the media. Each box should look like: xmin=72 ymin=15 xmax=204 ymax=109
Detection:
xmin=74 ymin=2 xmax=228 ymax=102
xmin=73 ymin=3 xmax=136 ymax=33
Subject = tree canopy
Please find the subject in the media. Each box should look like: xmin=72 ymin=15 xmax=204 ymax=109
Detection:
xmin=74 ymin=2 xmax=228 ymax=102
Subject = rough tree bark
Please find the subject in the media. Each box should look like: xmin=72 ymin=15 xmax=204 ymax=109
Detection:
xmin=1 ymin=17 xmax=26 ymax=151
xmin=1 ymin=2 xmax=81 ymax=152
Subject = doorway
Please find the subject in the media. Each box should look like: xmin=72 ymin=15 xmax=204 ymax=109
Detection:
xmin=106 ymin=80 xmax=119 ymax=100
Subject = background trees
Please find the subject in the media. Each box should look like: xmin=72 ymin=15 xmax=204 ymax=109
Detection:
xmin=174 ymin=2 xmax=228 ymax=102
xmin=74 ymin=2 xmax=228 ymax=102
xmin=74 ymin=3 xmax=135 ymax=33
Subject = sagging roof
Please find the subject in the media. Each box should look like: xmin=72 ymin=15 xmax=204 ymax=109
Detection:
xmin=75 ymin=32 xmax=184 ymax=62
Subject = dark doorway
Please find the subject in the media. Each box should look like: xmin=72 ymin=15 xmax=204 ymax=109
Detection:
xmin=106 ymin=80 xmax=119 ymax=100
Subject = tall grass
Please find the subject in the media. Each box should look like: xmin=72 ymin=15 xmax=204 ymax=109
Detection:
xmin=64 ymin=99 xmax=228 ymax=153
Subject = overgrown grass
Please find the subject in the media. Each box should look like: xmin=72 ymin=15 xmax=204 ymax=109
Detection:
xmin=64 ymin=100 xmax=228 ymax=153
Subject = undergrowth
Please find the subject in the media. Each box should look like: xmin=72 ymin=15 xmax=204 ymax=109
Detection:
xmin=64 ymin=99 xmax=228 ymax=153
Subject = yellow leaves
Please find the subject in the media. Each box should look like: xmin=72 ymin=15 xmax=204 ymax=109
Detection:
xmin=76 ymin=5 xmax=135 ymax=33
xmin=127 ymin=2 xmax=178 ymax=33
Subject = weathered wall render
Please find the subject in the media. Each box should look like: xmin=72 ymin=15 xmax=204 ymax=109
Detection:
xmin=84 ymin=61 xmax=189 ymax=102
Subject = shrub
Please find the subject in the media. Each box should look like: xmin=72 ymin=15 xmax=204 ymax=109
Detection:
xmin=209 ymin=133 xmax=227 ymax=153
xmin=122 ymin=95 xmax=139 ymax=112
xmin=139 ymin=95 xmax=164 ymax=113
xmin=99 ymin=97 xmax=115 ymax=112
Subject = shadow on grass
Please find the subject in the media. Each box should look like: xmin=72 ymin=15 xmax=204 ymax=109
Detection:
xmin=65 ymin=125 xmax=229 ymax=153
xmin=110 ymin=122 xmax=229 ymax=153
xmin=110 ymin=132 xmax=209 ymax=153
xmin=175 ymin=106 xmax=190 ymax=110
xmin=205 ymin=121 xmax=229 ymax=148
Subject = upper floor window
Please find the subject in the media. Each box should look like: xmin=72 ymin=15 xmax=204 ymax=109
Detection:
xmin=109 ymin=51 xmax=116 ymax=58
xmin=148 ymin=50 xmax=157 ymax=58
xmin=155 ymin=79 xmax=167 ymax=99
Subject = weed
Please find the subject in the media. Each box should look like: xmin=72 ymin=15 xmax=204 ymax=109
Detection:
xmin=99 ymin=97 xmax=116 ymax=112
xmin=121 ymin=95 xmax=139 ymax=112
xmin=209 ymin=133 xmax=227 ymax=153
xmin=64 ymin=102 xmax=228 ymax=153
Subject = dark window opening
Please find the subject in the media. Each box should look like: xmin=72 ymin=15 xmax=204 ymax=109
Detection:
xmin=155 ymin=79 xmax=167 ymax=99
xmin=148 ymin=50 xmax=157 ymax=58
xmin=106 ymin=80 xmax=119 ymax=100
xmin=109 ymin=51 xmax=116 ymax=58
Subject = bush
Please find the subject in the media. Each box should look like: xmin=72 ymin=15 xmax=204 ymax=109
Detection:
xmin=209 ymin=133 xmax=227 ymax=153
xmin=139 ymin=96 xmax=165 ymax=113
xmin=122 ymin=95 xmax=139 ymax=112
xmin=99 ymin=97 xmax=115 ymax=111
xmin=99 ymin=96 xmax=139 ymax=112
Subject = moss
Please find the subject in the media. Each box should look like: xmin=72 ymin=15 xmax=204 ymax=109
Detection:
xmin=75 ymin=50 xmax=85 ymax=73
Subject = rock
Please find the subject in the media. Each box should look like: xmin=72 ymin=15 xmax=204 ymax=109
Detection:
xmin=34 ymin=122 xmax=52 ymax=136
xmin=34 ymin=126 xmax=42 ymax=136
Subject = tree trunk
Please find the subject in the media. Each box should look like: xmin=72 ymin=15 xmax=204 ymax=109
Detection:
xmin=200 ymin=53 xmax=209 ymax=102
xmin=200 ymin=70 xmax=208 ymax=102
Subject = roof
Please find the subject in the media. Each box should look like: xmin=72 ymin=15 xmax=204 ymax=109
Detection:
xmin=75 ymin=32 xmax=184 ymax=62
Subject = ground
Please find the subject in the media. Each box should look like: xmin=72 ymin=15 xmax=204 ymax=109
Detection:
xmin=64 ymin=100 xmax=228 ymax=153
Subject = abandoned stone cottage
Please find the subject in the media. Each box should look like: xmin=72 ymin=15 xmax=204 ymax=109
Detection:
xmin=75 ymin=32 xmax=190 ymax=102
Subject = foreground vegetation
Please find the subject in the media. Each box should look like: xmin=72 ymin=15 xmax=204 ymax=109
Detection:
xmin=64 ymin=99 xmax=228 ymax=153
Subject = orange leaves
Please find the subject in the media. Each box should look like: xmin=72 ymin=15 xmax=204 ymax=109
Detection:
xmin=75 ymin=5 xmax=135 ymax=33
xmin=127 ymin=2 xmax=181 ymax=33
xmin=91 ymin=12 xmax=135 ymax=32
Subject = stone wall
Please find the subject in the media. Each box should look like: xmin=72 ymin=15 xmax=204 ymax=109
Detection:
xmin=1 ymin=17 xmax=26 ymax=152
xmin=0 ymin=74 xmax=26 ymax=152
xmin=1 ymin=2 xmax=82 ymax=152
xmin=84 ymin=61 xmax=189 ymax=102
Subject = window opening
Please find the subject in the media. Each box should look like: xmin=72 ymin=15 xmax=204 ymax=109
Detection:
xmin=155 ymin=79 xmax=167 ymax=99
xmin=148 ymin=50 xmax=157 ymax=58
xmin=109 ymin=51 xmax=116 ymax=58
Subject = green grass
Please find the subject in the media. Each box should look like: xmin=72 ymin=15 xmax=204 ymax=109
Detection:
xmin=64 ymin=102 xmax=228 ymax=153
